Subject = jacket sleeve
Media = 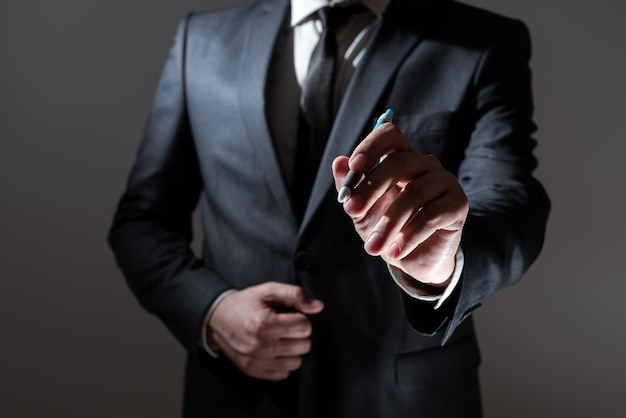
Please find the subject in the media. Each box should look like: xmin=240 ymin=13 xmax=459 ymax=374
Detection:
xmin=108 ymin=15 xmax=233 ymax=351
xmin=402 ymin=19 xmax=550 ymax=344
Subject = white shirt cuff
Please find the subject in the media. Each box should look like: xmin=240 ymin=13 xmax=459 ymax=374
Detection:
xmin=200 ymin=289 xmax=238 ymax=358
xmin=388 ymin=248 xmax=464 ymax=310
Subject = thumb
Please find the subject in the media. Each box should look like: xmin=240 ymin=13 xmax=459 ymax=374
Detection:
xmin=260 ymin=282 xmax=324 ymax=314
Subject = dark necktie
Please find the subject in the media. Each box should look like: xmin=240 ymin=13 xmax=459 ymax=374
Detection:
xmin=293 ymin=4 xmax=361 ymax=218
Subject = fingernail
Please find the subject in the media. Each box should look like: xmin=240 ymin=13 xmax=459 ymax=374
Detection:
xmin=343 ymin=193 xmax=364 ymax=214
xmin=310 ymin=299 xmax=323 ymax=309
xmin=304 ymin=298 xmax=324 ymax=313
xmin=387 ymin=242 xmax=401 ymax=259
xmin=304 ymin=294 xmax=323 ymax=307
xmin=349 ymin=153 xmax=367 ymax=173
xmin=365 ymin=232 xmax=384 ymax=254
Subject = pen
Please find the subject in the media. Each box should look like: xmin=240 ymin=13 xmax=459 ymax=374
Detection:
xmin=337 ymin=108 xmax=394 ymax=203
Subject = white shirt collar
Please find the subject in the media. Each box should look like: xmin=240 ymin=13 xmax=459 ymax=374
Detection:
xmin=290 ymin=0 xmax=390 ymax=26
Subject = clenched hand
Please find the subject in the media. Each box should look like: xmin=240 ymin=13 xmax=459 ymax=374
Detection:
xmin=207 ymin=282 xmax=324 ymax=381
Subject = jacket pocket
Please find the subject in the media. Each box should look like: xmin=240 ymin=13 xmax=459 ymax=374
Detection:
xmin=394 ymin=335 xmax=481 ymax=388
xmin=392 ymin=111 xmax=472 ymax=172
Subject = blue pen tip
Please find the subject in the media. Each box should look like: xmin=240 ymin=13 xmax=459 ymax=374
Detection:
xmin=385 ymin=108 xmax=394 ymax=117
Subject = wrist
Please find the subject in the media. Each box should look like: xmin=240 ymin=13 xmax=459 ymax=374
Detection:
xmin=389 ymin=248 xmax=464 ymax=309
xmin=201 ymin=289 xmax=238 ymax=357
xmin=396 ymin=253 xmax=456 ymax=288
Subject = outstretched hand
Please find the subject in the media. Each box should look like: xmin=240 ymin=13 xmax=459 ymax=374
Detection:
xmin=207 ymin=282 xmax=324 ymax=381
xmin=332 ymin=122 xmax=469 ymax=287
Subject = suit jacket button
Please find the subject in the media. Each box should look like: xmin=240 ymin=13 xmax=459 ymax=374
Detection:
xmin=294 ymin=251 xmax=313 ymax=271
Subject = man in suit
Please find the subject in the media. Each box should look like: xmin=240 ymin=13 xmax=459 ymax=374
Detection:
xmin=109 ymin=0 xmax=549 ymax=416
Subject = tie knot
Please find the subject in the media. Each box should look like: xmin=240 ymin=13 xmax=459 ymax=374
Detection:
xmin=317 ymin=3 xmax=364 ymax=32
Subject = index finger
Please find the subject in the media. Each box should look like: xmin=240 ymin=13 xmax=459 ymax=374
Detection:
xmin=347 ymin=123 xmax=413 ymax=175
xmin=265 ymin=312 xmax=313 ymax=339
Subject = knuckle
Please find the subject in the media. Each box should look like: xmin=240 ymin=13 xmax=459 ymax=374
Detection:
xmin=454 ymin=197 xmax=470 ymax=215
xmin=423 ymin=212 xmax=442 ymax=228
xmin=426 ymin=153 xmax=443 ymax=167
xmin=238 ymin=356 xmax=253 ymax=371
xmin=300 ymin=321 xmax=313 ymax=337
xmin=240 ymin=337 xmax=263 ymax=355
xmin=268 ymin=342 xmax=281 ymax=357
xmin=301 ymin=339 xmax=312 ymax=354
xmin=261 ymin=281 xmax=279 ymax=293
xmin=378 ymin=122 xmax=395 ymax=134
xmin=244 ymin=313 xmax=267 ymax=335
xmin=244 ymin=366 xmax=264 ymax=379
xmin=289 ymin=285 xmax=304 ymax=301
xmin=403 ymin=180 xmax=423 ymax=197
xmin=353 ymin=215 xmax=377 ymax=234
xmin=412 ymin=205 xmax=442 ymax=231
xmin=290 ymin=357 xmax=303 ymax=371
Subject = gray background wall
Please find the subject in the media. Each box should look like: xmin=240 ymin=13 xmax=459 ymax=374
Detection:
xmin=1 ymin=0 xmax=624 ymax=416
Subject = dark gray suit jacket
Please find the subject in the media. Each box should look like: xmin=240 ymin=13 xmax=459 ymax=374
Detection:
xmin=109 ymin=0 xmax=550 ymax=416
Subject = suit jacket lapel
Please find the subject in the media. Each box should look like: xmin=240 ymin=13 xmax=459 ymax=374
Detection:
xmin=300 ymin=2 xmax=432 ymax=231
xmin=238 ymin=0 xmax=295 ymax=219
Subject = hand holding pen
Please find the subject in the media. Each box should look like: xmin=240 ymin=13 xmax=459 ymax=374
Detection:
xmin=331 ymin=110 xmax=469 ymax=287
xmin=337 ymin=109 xmax=395 ymax=203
